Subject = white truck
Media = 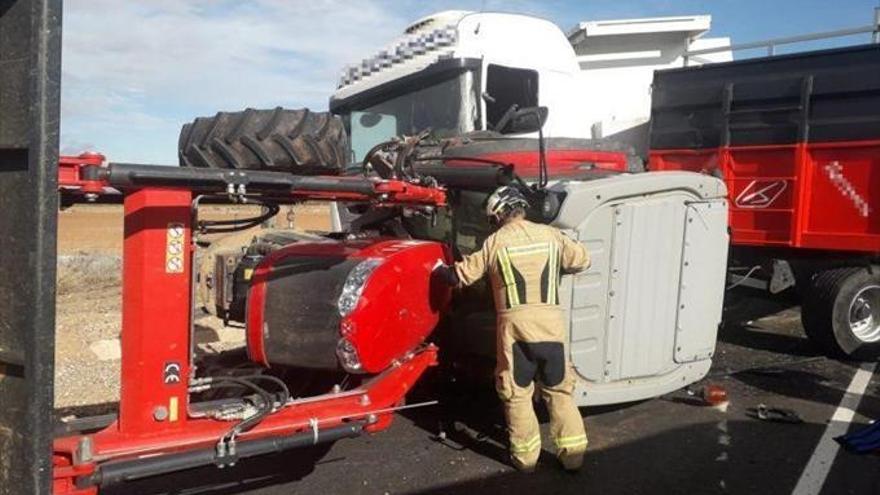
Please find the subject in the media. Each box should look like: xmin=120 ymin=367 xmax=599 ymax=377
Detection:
xmin=330 ymin=10 xmax=732 ymax=161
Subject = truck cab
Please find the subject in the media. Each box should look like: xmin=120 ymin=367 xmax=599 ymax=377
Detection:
xmin=330 ymin=10 xmax=731 ymax=160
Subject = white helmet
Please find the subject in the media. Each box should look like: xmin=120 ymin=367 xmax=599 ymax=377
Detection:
xmin=485 ymin=186 xmax=529 ymax=223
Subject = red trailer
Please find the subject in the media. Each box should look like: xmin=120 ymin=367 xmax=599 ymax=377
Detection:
xmin=649 ymin=43 xmax=880 ymax=359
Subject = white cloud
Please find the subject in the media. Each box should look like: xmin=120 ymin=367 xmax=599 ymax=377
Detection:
xmin=60 ymin=0 xmax=550 ymax=163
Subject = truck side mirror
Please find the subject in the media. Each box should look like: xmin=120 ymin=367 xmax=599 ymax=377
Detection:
xmin=501 ymin=106 xmax=548 ymax=134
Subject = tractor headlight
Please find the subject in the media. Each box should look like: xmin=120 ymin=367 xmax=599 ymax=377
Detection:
xmin=337 ymin=258 xmax=383 ymax=317
xmin=336 ymin=337 xmax=362 ymax=372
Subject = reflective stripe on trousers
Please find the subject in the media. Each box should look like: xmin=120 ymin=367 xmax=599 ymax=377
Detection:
xmin=555 ymin=433 xmax=588 ymax=450
xmin=510 ymin=434 xmax=541 ymax=454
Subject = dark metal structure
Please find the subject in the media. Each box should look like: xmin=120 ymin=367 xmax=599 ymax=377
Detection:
xmin=0 ymin=0 xmax=63 ymax=493
xmin=651 ymin=44 xmax=880 ymax=150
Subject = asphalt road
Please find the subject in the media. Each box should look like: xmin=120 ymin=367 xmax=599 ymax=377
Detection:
xmin=109 ymin=288 xmax=880 ymax=495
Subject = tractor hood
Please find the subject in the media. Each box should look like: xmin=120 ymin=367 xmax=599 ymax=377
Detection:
xmin=246 ymin=238 xmax=451 ymax=374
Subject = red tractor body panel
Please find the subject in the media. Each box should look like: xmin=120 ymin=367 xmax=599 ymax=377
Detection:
xmin=442 ymin=137 xmax=634 ymax=178
xmin=247 ymin=239 xmax=452 ymax=373
xmin=449 ymin=149 xmax=630 ymax=177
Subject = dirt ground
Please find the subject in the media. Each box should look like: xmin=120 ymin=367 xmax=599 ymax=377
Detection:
xmin=57 ymin=203 xmax=332 ymax=256
xmin=54 ymin=203 xmax=332 ymax=410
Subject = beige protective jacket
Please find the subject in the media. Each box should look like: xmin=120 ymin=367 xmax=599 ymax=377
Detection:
xmin=454 ymin=217 xmax=590 ymax=317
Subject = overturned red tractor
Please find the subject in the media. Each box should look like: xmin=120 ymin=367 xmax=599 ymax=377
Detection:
xmin=54 ymin=149 xmax=459 ymax=494
xmin=54 ymin=102 xmax=729 ymax=493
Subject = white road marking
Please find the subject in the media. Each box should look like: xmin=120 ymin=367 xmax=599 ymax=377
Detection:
xmin=792 ymin=361 xmax=877 ymax=495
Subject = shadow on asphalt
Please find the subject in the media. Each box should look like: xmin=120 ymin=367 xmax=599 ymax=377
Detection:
xmin=718 ymin=288 xmax=879 ymax=411
xmin=90 ymin=287 xmax=880 ymax=494
xmin=735 ymin=366 xmax=880 ymax=412
xmin=397 ymin=368 xmax=656 ymax=475
xmin=405 ymin=419 xmax=858 ymax=495
xmin=104 ymin=418 xmax=873 ymax=495
xmin=719 ymin=287 xmax=818 ymax=357
xmin=103 ymin=444 xmax=336 ymax=495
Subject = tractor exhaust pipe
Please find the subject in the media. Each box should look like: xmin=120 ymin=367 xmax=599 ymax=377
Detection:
xmin=80 ymin=422 xmax=364 ymax=489
xmin=414 ymin=163 xmax=513 ymax=191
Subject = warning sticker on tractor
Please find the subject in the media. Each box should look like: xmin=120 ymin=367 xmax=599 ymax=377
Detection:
xmin=163 ymin=361 xmax=181 ymax=385
xmin=166 ymin=223 xmax=185 ymax=273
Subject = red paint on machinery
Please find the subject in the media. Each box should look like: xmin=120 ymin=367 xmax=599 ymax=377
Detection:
xmin=650 ymin=140 xmax=880 ymax=254
xmin=247 ymin=239 xmax=452 ymax=373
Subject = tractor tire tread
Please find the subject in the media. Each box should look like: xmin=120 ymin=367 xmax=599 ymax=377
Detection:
xmin=179 ymin=107 xmax=347 ymax=173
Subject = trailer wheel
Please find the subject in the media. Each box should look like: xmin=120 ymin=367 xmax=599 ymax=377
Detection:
xmin=801 ymin=267 xmax=880 ymax=359
xmin=179 ymin=107 xmax=349 ymax=173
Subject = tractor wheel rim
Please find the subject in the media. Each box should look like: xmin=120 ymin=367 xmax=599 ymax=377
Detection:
xmin=849 ymin=285 xmax=880 ymax=344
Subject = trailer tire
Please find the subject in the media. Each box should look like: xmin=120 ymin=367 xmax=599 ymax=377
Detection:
xmin=179 ymin=107 xmax=349 ymax=173
xmin=801 ymin=267 xmax=880 ymax=360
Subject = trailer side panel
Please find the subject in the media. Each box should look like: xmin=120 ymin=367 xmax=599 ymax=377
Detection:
xmin=649 ymin=44 xmax=880 ymax=254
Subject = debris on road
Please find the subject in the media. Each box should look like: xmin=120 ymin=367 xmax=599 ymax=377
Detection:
xmin=700 ymin=384 xmax=729 ymax=407
xmin=748 ymin=404 xmax=804 ymax=424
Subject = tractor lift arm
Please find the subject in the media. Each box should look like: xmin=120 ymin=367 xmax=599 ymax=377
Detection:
xmin=69 ymin=160 xmax=448 ymax=206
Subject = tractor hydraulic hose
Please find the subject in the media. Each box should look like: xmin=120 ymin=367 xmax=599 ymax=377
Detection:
xmin=394 ymin=129 xmax=432 ymax=179
xmin=238 ymin=374 xmax=292 ymax=406
xmin=197 ymin=201 xmax=280 ymax=234
xmin=82 ymin=422 xmax=364 ymax=488
xmin=196 ymin=376 xmax=276 ymax=443
xmin=216 ymin=378 xmax=274 ymax=437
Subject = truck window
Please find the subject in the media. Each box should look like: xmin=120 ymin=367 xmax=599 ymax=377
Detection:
xmin=485 ymin=65 xmax=539 ymax=133
xmin=346 ymin=71 xmax=478 ymax=162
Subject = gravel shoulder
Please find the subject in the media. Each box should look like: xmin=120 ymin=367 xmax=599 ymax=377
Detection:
xmin=54 ymin=203 xmax=331 ymax=411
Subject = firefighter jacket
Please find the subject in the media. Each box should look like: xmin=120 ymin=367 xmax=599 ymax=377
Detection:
xmin=454 ymin=217 xmax=590 ymax=318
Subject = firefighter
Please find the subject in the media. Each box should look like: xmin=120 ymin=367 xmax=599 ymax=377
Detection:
xmin=435 ymin=185 xmax=590 ymax=472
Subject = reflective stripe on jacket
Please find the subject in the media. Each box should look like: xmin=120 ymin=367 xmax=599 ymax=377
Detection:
xmin=454 ymin=218 xmax=590 ymax=314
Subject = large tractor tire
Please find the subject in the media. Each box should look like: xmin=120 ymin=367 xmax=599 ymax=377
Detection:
xmin=801 ymin=266 xmax=880 ymax=360
xmin=179 ymin=107 xmax=348 ymax=173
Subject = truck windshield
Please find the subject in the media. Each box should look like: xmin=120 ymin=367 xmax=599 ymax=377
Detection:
xmin=345 ymin=71 xmax=478 ymax=162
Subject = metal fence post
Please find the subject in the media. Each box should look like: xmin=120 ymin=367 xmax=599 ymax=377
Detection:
xmin=0 ymin=1 xmax=63 ymax=494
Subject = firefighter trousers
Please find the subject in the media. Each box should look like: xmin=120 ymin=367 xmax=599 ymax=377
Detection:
xmin=495 ymin=310 xmax=588 ymax=471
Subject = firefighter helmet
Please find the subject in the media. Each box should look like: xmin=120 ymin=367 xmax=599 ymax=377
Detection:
xmin=485 ymin=186 xmax=530 ymax=224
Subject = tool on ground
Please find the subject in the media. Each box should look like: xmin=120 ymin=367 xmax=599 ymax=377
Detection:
xmin=748 ymin=404 xmax=804 ymax=424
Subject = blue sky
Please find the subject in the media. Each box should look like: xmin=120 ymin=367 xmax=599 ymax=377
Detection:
xmin=60 ymin=0 xmax=880 ymax=164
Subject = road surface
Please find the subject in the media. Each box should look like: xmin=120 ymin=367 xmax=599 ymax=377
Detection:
xmin=106 ymin=288 xmax=880 ymax=495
